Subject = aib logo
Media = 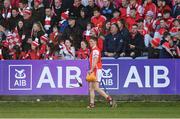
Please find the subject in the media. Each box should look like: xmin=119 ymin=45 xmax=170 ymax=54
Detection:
xmin=100 ymin=64 xmax=119 ymax=90
xmin=9 ymin=65 xmax=32 ymax=90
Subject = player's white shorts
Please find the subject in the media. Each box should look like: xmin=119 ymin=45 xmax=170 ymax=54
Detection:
xmin=96 ymin=69 xmax=102 ymax=82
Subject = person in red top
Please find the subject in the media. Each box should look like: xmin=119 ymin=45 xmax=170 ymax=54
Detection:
xmin=126 ymin=8 xmax=139 ymax=30
xmin=39 ymin=34 xmax=49 ymax=59
xmin=76 ymin=40 xmax=90 ymax=59
xmin=119 ymin=0 xmax=128 ymax=19
xmin=91 ymin=7 xmax=107 ymax=29
xmin=143 ymin=0 xmax=157 ymax=17
xmin=157 ymin=0 xmax=171 ymax=15
xmin=87 ymin=36 xmax=114 ymax=108
xmin=111 ymin=9 xmax=121 ymax=24
xmin=163 ymin=10 xmax=174 ymax=28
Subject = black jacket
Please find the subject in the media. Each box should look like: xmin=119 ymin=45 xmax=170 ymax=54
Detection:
xmin=32 ymin=6 xmax=45 ymax=24
xmin=62 ymin=24 xmax=83 ymax=49
xmin=104 ymin=32 xmax=126 ymax=53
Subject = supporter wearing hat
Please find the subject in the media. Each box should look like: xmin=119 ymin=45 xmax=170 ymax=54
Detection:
xmin=59 ymin=10 xmax=69 ymax=33
xmin=143 ymin=0 xmax=157 ymax=16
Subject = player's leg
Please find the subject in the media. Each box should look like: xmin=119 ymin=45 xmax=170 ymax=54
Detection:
xmin=87 ymin=82 xmax=95 ymax=108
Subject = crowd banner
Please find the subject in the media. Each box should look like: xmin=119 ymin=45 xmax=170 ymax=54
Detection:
xmin=0 ymin=59 xmax=179 ymax=95
xmin=0 ymin=60 xmax=89 ymax=95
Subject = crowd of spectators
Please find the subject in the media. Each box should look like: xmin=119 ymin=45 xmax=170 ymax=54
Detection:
xmin=0 ymin=0 xmax=179 ymax=60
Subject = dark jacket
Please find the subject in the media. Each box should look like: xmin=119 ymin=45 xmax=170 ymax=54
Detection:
xmin=101 ymin=3 xmax=115 ymax=20
xmin=159 ymin=40 xmax=173 ymax=58
xmin=119 ymin=27 xmax=130 ymax=53
xmin=128 ymin=32 xmax=145 ymax=57
xmin=32 ymin=6 xmax=45 ymax=24
xmin=104 ymin=32 xmax=126 ymax=54
xmin=62 ymin=24 xmax=82 ymax=50
xmin=8 ymin=14 xmax=23 ymax=31
xmin=85 ymin=4 xmax=98 ymax=19
xmin=69 ymin=5 xmax=84 ymax=18
xmin=172 ymin=3 xmax=180 ymax=18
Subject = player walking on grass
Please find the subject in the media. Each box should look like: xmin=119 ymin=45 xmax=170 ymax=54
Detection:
xmin=87 ymin=36 xmax=114 ymax=108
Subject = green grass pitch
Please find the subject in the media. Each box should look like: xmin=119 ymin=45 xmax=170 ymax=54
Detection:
xmin=0 ymin=101 xmax=180 ymax=118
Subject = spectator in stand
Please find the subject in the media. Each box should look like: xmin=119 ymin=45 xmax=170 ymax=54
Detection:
xmin=9 ymin=8 xmax=23 ymax=31
xmin=12 ymin=45 xmax=23 ymax=60
xmin=154 ymin=19 xmax=168 ymax=39
xmin=0 ymin=24 xmax=7 ymax=42
xmin=25 ymin=39 xmax=40 ymax=60
xmin=44 ymin=7 xmax=56 ymax=35
xmin=126 ymin=8 xmax=139 ymax=30
xmin=86 ymin=0 xmax=99 ymax=18
xmin=53 ymin=0 xmax=65 ymax=22
xmin=111 ymin=9 xmax=121 ymax=24
xmin=117 ymin=19 xmax=130 ymax=57
xmin=11 ymin=0 xmax=20 ymax=8
xmin=127 ymin=24 xmax=145 ymax=58
xmin=22 ymin=9 xmax=33 ymax=51
xmin=119 ymin=0 xmax=128 ymax=19
xmin=91 ymin=7 xmax=106 ymax=29
xmin=159 ymin=32 xmax=175 ymax=58
xmin=143 ymin=0 xmax=157 ymax=17
xmin=59 ymin=10 xmax=69 ymax=33
xmin=39 ymin=34 xmax=48 ymax=59
xmin=148 ymin=37 xmax=161 ymax=58
xmin=31 ymin=0 xmax=45 ymax=24
xmin=18 ymin=0 xmax=29 ymax=16
xmin=70 ymin=0 xmax=85 ymax=18
xmin=163 ymin=10 xmax=174 ymax=28
xmin=95 ymin=0 xmax=104 ymax=8
xmin=1 ymin=40 xmax=11 ymax=59
xmin=83 ymin=22 xmax=92 ymax=40
xmin=49 ymin=25 xmax=59 ymax=46
xmin=1 ymin=0 xmax=12 ymax=28
xmin=62 ymin=14 xmax=82 ymax=50
xmin=104 ymin=23 xmax=126 ymax=58
xmin=102 ymin=20 xmax=111 ymax=36
xmin=170 ymin=19 xmax=180 ymax=37
xmin=60 ymin=39 xmax=76 ymax=60
xmin=15 ymin=20 xmax=24 ymax=39
xmin=101 ymin=0 xmax=115 ymax=20
xmin=126 ymin=0 xmax=144 ymax=18
xmin=157 ymin=0 xmax=171 ymax=15
xmin=31 ymin=22 xmax=45 ymax=44
xmin=172 ymin=0 xmax=180 ymax=18
xmin=76 ymin=40 xmax=90 ymax=59
xmin=45 ymin=42 xmax=58 ymax=60
xmin=77 ymin=7 xmax=90 ymax=31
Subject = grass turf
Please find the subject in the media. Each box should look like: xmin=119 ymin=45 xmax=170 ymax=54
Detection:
xmin=0 ymin=101 xmax=180 ymax=118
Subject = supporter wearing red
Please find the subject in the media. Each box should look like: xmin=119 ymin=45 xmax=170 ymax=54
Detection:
xmin=91 ymin=7 xmax=106 ymax=28
xmin=159 ymin=32 xmax=175 ymax=58
xmin=143 ymin=0 xmax=157 ymax=16
xmin=154 ymin=19 xmax=168 ymax=39
xmin=11 ymin=0 xmax=19 ymax=8
xmin=18 ymin=0 xmax=28 ymax=16
xmin=44 ymin=7 xmax=56 ymax=35
xmin=119 ymin=0 xmax=128 ymax=19
xmin=144 ymin=11 xmax=154 ymax=34
xmin=163 ymin=10 xmax=174 ymax=28
xmin=62 ymin=14 xmax=83 ymax=50
xmin=157 ymin=0 xmax=171 ymax=15
xmin=172 ymin=0 xmax=180 ymax=18
xmin=85 ymin=0 xmax=99 ymax=18
xmin=9 ymin=8 xmax=23 ymax=31
xmin=39 ymin=34 xmax=48 ymax=59
xmin=111 ymin=9 xmax=121 ymax=24
xmin=83 ymin=22 xmax=92 ymax=39
xmin=126 ymin=0 xmax=144 ymax=18
xmin=148 ymin=37 xmax=161 ymax=58
xmin=12 ymin=45 xmax=24 ymax=60
xmin=31 ymin=0 xmax=45 ymax=24
xmin=125 ymin=8 xmax=139 ymax=30
xmin=170 ymin=19 xmax=180 ymax=37
xmin=101 ymin=0 xmax=115 ymax=20
xmin=127 ymin=24 xmax=145 ymax=58
xmin=22 ymin=9 xmax=33 ymax=51
xmin=117 ymin=19 xmax=130 ymax=57
xmin=49 ymin=25 xmax=59 ymax=46
xmin=104 ymin=23 xmax=126 ymax=58
xmin=25 ymin=39 xmax=40 ymax=60
xmin=70 ymin=0 xmax=85 ymax=18
xmin=76 ymin=40 xmax=90 ymax=59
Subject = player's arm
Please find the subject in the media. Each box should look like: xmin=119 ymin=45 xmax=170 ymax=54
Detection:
xmin=89 ymin=50 xmax=99 ymax=73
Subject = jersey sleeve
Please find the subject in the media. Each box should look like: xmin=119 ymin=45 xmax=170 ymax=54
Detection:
xmin=92 ymin=50 xmax=100 ymax=58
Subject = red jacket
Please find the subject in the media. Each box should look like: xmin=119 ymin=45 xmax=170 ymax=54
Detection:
xmin=119 ymin=7 xmax=127 ymax=19
xmin=125 ymin=16 xmax=138 ymax=30
xmin=111 ymin=17 xmax=121 ymax=24
xmin=11 ymin=0 xmax=19 ymax=7
xmin=164 ymin=17 xmax=174 ymax=28
xmin=157 ymin=5 xmax=171 ymax=15
xmin=91 ymin=15 xmax=106 ymax=28
xmin=144 ymin=2 xmax=157 ymax=16
xmin=76 ymin=48 xmax=90 ymax=59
